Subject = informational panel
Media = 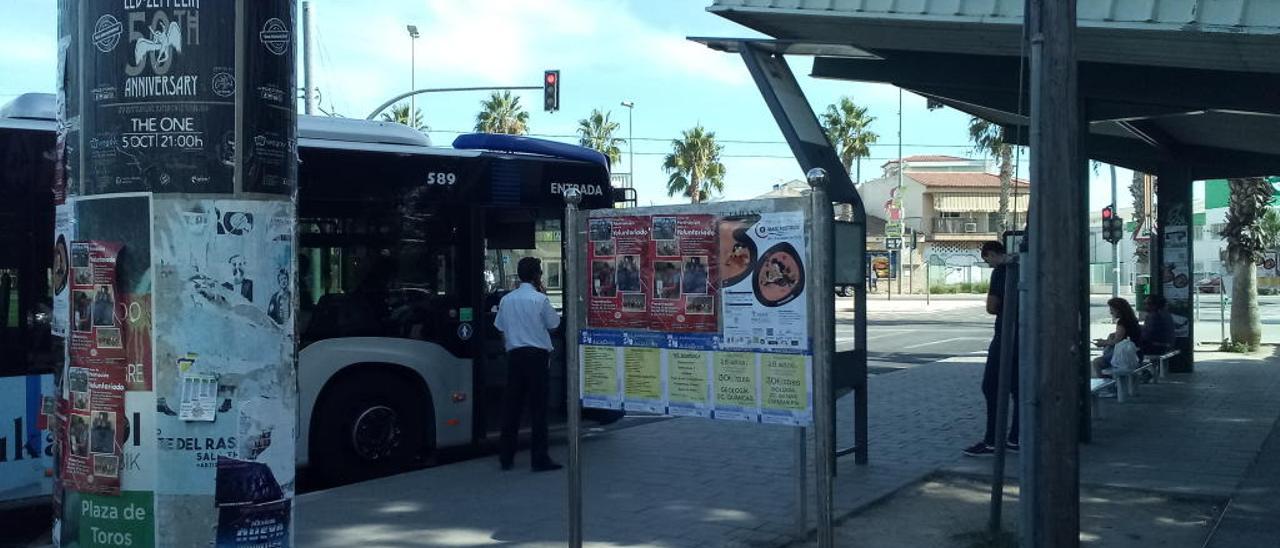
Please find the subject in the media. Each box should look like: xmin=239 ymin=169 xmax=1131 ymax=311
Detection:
xmin=0 ymin=375 xmax=55 ymax=504
xmin=578 ymin=199 xmax=814 ymax=426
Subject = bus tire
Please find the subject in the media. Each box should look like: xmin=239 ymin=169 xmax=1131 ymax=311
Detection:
xmin=312 ymin=369 xmax=432 ymax=483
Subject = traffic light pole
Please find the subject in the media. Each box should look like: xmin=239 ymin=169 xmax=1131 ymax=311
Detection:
xmin=365 ymin=85 xmax=543 ymax=120
xmin=1111 ymin=165 xmax=1120 ymax=298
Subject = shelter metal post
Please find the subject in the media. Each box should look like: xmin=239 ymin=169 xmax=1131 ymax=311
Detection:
xmin=1157 ymin=163 xmax=1195 ymax=372
xmin=563 ymin=187 xmax=584 ymax=548
xmin=794 ymin=426 xmax=807 ymax=540
xmin=809 ymin=168 xmax=836 ymax=548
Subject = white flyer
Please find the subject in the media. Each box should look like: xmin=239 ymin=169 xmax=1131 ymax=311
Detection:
xmin=718 ymin=210 xmax=809 ymax=352
xmin=178 ymin=374 xmax=218 ymax=422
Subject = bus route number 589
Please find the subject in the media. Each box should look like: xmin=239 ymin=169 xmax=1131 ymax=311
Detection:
xmin=427 ymin=172 xmax=457 ymax=185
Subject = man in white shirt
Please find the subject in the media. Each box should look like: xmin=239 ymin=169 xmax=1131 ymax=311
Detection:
xmin=494 ymin=257 xmax=563 ymax=472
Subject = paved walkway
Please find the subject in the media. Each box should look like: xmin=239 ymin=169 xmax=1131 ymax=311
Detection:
xmin=297 ymin=349 xmax=1280 ymax=547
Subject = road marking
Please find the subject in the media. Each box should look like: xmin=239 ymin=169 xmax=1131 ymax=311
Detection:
xmin=938 ymin=356 xmax=988 ymax=364
xmin=900 ymin=337 xmax=985 ymax=349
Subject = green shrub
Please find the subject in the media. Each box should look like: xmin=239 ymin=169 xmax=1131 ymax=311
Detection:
xmin=1219 ymin=339 xmax=1255 ymax=353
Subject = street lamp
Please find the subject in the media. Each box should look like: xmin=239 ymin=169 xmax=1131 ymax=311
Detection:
xmin=406 ymin=25 xmax=419 ymax=127
xmin=620 ymin=101 xmax=634 ymax=185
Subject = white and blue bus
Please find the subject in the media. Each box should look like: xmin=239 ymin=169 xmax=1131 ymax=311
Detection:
xmin=0 ymin=93 xmax=627 ymax=490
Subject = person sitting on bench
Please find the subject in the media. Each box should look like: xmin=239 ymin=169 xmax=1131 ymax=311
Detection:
xmin=1092 ymin=297 xmax=1142 ymax=379
xmin=1140 ymin=295 xmax=1176 ymax=356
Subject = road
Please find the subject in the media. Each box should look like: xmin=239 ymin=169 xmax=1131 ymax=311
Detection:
xmin=837 ymin=299 xmax=995 ymax=374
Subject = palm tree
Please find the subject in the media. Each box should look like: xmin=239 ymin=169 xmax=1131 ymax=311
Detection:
xmin=1221 ymin=177 xmax=1274 ymax=349
xmin=1130 ymin=171 xmax=1149 ymax=266
xmin=475 ymin=91 xmax=529 ymax=135
xmin=662 ymin=125 xmax=725 ymax=204
xmin=380 ymin=102 xmax=428 ymax=132
xmin=577 ymin=109 xmax=625 ymax=166
xmin=968 ymin=117 xmax=1015 ymax=232
xmin=819 ymin=96 xmax=878 ymax=184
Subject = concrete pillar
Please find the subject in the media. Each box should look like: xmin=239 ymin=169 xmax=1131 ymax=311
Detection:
xmin=1155 ymin=165 xmax=1195 ymax=372
xmin=56 ymin=2 xmax=297 ymax=546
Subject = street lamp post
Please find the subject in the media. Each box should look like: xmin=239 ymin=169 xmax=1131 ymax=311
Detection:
xmin=407 ymin=25 xmax=419 ymax=126
xmin=620 ymin=101 xmax=635 ymax=184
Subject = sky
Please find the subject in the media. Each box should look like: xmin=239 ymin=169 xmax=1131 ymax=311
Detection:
xmin=0 ymin=0 xmax=1191 ymax=211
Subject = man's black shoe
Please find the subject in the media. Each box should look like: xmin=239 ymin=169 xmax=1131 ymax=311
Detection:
xmin=1006 ymin=440 xmax=1020 ymax=452
xmin=532 ymin=461 xmax=563 ymax=472
xmin=962 ymin=442 xmax=995 ymax=457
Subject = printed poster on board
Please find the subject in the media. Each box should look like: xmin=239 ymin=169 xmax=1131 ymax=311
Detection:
xmin=0 ymin=375 xmax=55 ymax=502
xmin=52 ymin=203 xmax=72 ymax=338
xmin=719 ymin=211 xmax=810 ymax=352
xmin=1161 ymin=223 xmax=1192 ymax=338
xmin=81 ymin=2 xmax=238 ymax=195
xmin=648 ymin=215 xmax=718 ymax=332
xmin=69 ymin=241 xmax=127 ymax=362
xmin=587 ymin=216 xmax=650 ymax=328
xmin=152 ymin=198 xmax=296 ymax=497
xmin=62 ymin=362 xmax=125 ymax=495
xmin=215 ymin=457 xmax=290 ymax=548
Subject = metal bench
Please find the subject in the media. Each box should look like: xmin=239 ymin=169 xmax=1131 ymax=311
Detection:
xmin=1102 ymin=349 xmax=1181 ymax=403
xmin=1089 ymin=378 xmax=1117 ymax=418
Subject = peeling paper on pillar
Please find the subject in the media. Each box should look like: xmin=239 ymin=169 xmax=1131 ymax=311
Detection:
xmin=150 ymin=198 xmax=295 ymax=499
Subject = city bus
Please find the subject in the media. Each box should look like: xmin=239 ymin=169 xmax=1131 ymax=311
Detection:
xmin=0 ymin=93 xmax=625 ymax=487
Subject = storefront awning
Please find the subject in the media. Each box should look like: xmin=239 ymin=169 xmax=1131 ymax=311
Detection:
xmin=933 ymin=194 xmax=1029 ymax=213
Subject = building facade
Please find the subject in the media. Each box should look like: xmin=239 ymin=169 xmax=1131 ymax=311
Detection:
xmin=858 ymin=155 xmax=1028 ymax=293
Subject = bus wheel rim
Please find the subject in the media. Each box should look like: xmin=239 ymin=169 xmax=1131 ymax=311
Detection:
xmin=351 ymin=405 xmax=401 ymax=461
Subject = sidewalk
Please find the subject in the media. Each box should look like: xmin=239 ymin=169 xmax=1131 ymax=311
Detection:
xmin=297 ymin=349 xmax=1280 ymax=547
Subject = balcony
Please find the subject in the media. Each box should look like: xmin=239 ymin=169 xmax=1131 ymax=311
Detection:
xmin=933 ymin=216 xmax=994 ymax=235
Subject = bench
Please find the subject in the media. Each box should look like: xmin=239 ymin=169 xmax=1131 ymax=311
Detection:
xmin=1090 ymin=378 xmax=1117 ymax=418
xmin=1101 ymin=349 xmax=1182 ymax=403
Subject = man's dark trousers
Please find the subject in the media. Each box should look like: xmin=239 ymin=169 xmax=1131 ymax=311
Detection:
xmin=982 ymin=330 xmax=1019 ymax=445
xmin=500 ymin=347 xmax=552 ymax=467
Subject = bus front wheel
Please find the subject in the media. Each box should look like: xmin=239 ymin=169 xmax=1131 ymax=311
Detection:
xmin=313 ymin=371 xmax=432 ymax=483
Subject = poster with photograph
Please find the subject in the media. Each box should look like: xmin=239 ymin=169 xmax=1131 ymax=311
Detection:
xmin=69 ymin=241 xmax=127 ymax=362
xmin=152 ymin=198 xmax=296 ymax=497
xmin=53 ymin=203 xmax=73 ymax=338
xmin=719 ymin=211 xmax=810 ymax=352
xmin=648 ymin=215 xmax=718 ymax=332
xmin=587 ymin=216 xmax=650 ymax=328
xmin=1161 ymin=224 xmax=1192 ymax=338
xmin=62 ymin=363 xmax=125 ymax=495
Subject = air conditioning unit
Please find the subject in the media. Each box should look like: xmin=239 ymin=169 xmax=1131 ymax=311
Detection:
xmin=963 ymin=222 xmax=979 ymax=233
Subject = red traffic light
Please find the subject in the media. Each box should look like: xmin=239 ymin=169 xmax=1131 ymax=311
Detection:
xmin=1101 ymin=206 xmax=1114 ymax=220
xmin=545 ymin=72 xmax=557 ymax=85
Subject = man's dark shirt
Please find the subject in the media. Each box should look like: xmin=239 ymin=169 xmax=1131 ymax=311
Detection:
xmin=989 ymin=264 xmax=1008 ymax=331
xmin=1142 ymin=309 xmax=1176 ymax=352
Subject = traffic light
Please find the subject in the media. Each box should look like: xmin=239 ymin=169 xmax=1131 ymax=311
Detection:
xmin=1101 ymin=206 xmax=1124 ymax=244
xmin=543 ymin=70 xmax=560 ymax=112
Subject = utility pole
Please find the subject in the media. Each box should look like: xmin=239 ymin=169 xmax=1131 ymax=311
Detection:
xmin=58 ymin=1 xmax=298 ymax=545
xmin=621 ymin=101 xmax=635 ymax=184
xmin=897 ymin=88 xmax=904 ymax=297
xmin=1111 ymin=164 xmax=1120 ymax=297
xmin=407 ymin=25 xmax=420 ymax=124
xmin=1022 ymin=0 xmax=1083 ymax=546
xmin=303 ymin=1 xmax=316 ymax=115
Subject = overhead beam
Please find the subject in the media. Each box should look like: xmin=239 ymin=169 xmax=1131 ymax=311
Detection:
xmin=812 ymin=51 xmax=1280 ymax=117
xmin=1117 ymin=120 xmax=1181 ymax=156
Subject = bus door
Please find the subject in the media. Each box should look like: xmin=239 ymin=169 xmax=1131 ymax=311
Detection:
xmin=478 ymin=207 xmax=567 ymax=430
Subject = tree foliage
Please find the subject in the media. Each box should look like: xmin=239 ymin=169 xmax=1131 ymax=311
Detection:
xmin=577 ymin=109 xmax=625 ymax=166
xmin=819 ymin=96 xmax=878 ymax=176
xmin=968 ymin=117 xmax=1015 ymax=231
xmin=662 ymin=125 xmax=725 ymax=204
xmin=380 ymin=102 xmax=428 ymax=131
xmin=475 ymin=91 xmax=529 ymax=135
xmin=1221 ymin=177 xmax=1274 ymax=264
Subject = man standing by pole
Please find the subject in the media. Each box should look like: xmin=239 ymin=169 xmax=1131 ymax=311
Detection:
xmin=496 ymin=257 xmax=564 ymax=472
xmin=962 ymin=241 xmax=1019 ymax=457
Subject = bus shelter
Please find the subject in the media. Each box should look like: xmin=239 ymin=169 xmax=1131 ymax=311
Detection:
xmin=697 ymin=1 xmax=1280 ymax=544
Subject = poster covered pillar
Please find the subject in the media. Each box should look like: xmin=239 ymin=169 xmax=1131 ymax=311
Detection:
xmin=56 ymin=1 xmax=297 ymax=546
xmin=1155 ymin=164 xmax=1194 ymax=373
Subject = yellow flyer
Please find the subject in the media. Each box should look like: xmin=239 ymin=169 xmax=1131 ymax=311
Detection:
xmin=667 ymin=349 xmax=710 ymax=417
xmin=760 ymin=353 xmax=812 ymax=425
xmin=580 ymin=345 xmax=620 ymax=409
xmin=623 ymin=347 xmax=663 ymax=411
xmin=713 ymin=352 xmax=758 ymax=421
